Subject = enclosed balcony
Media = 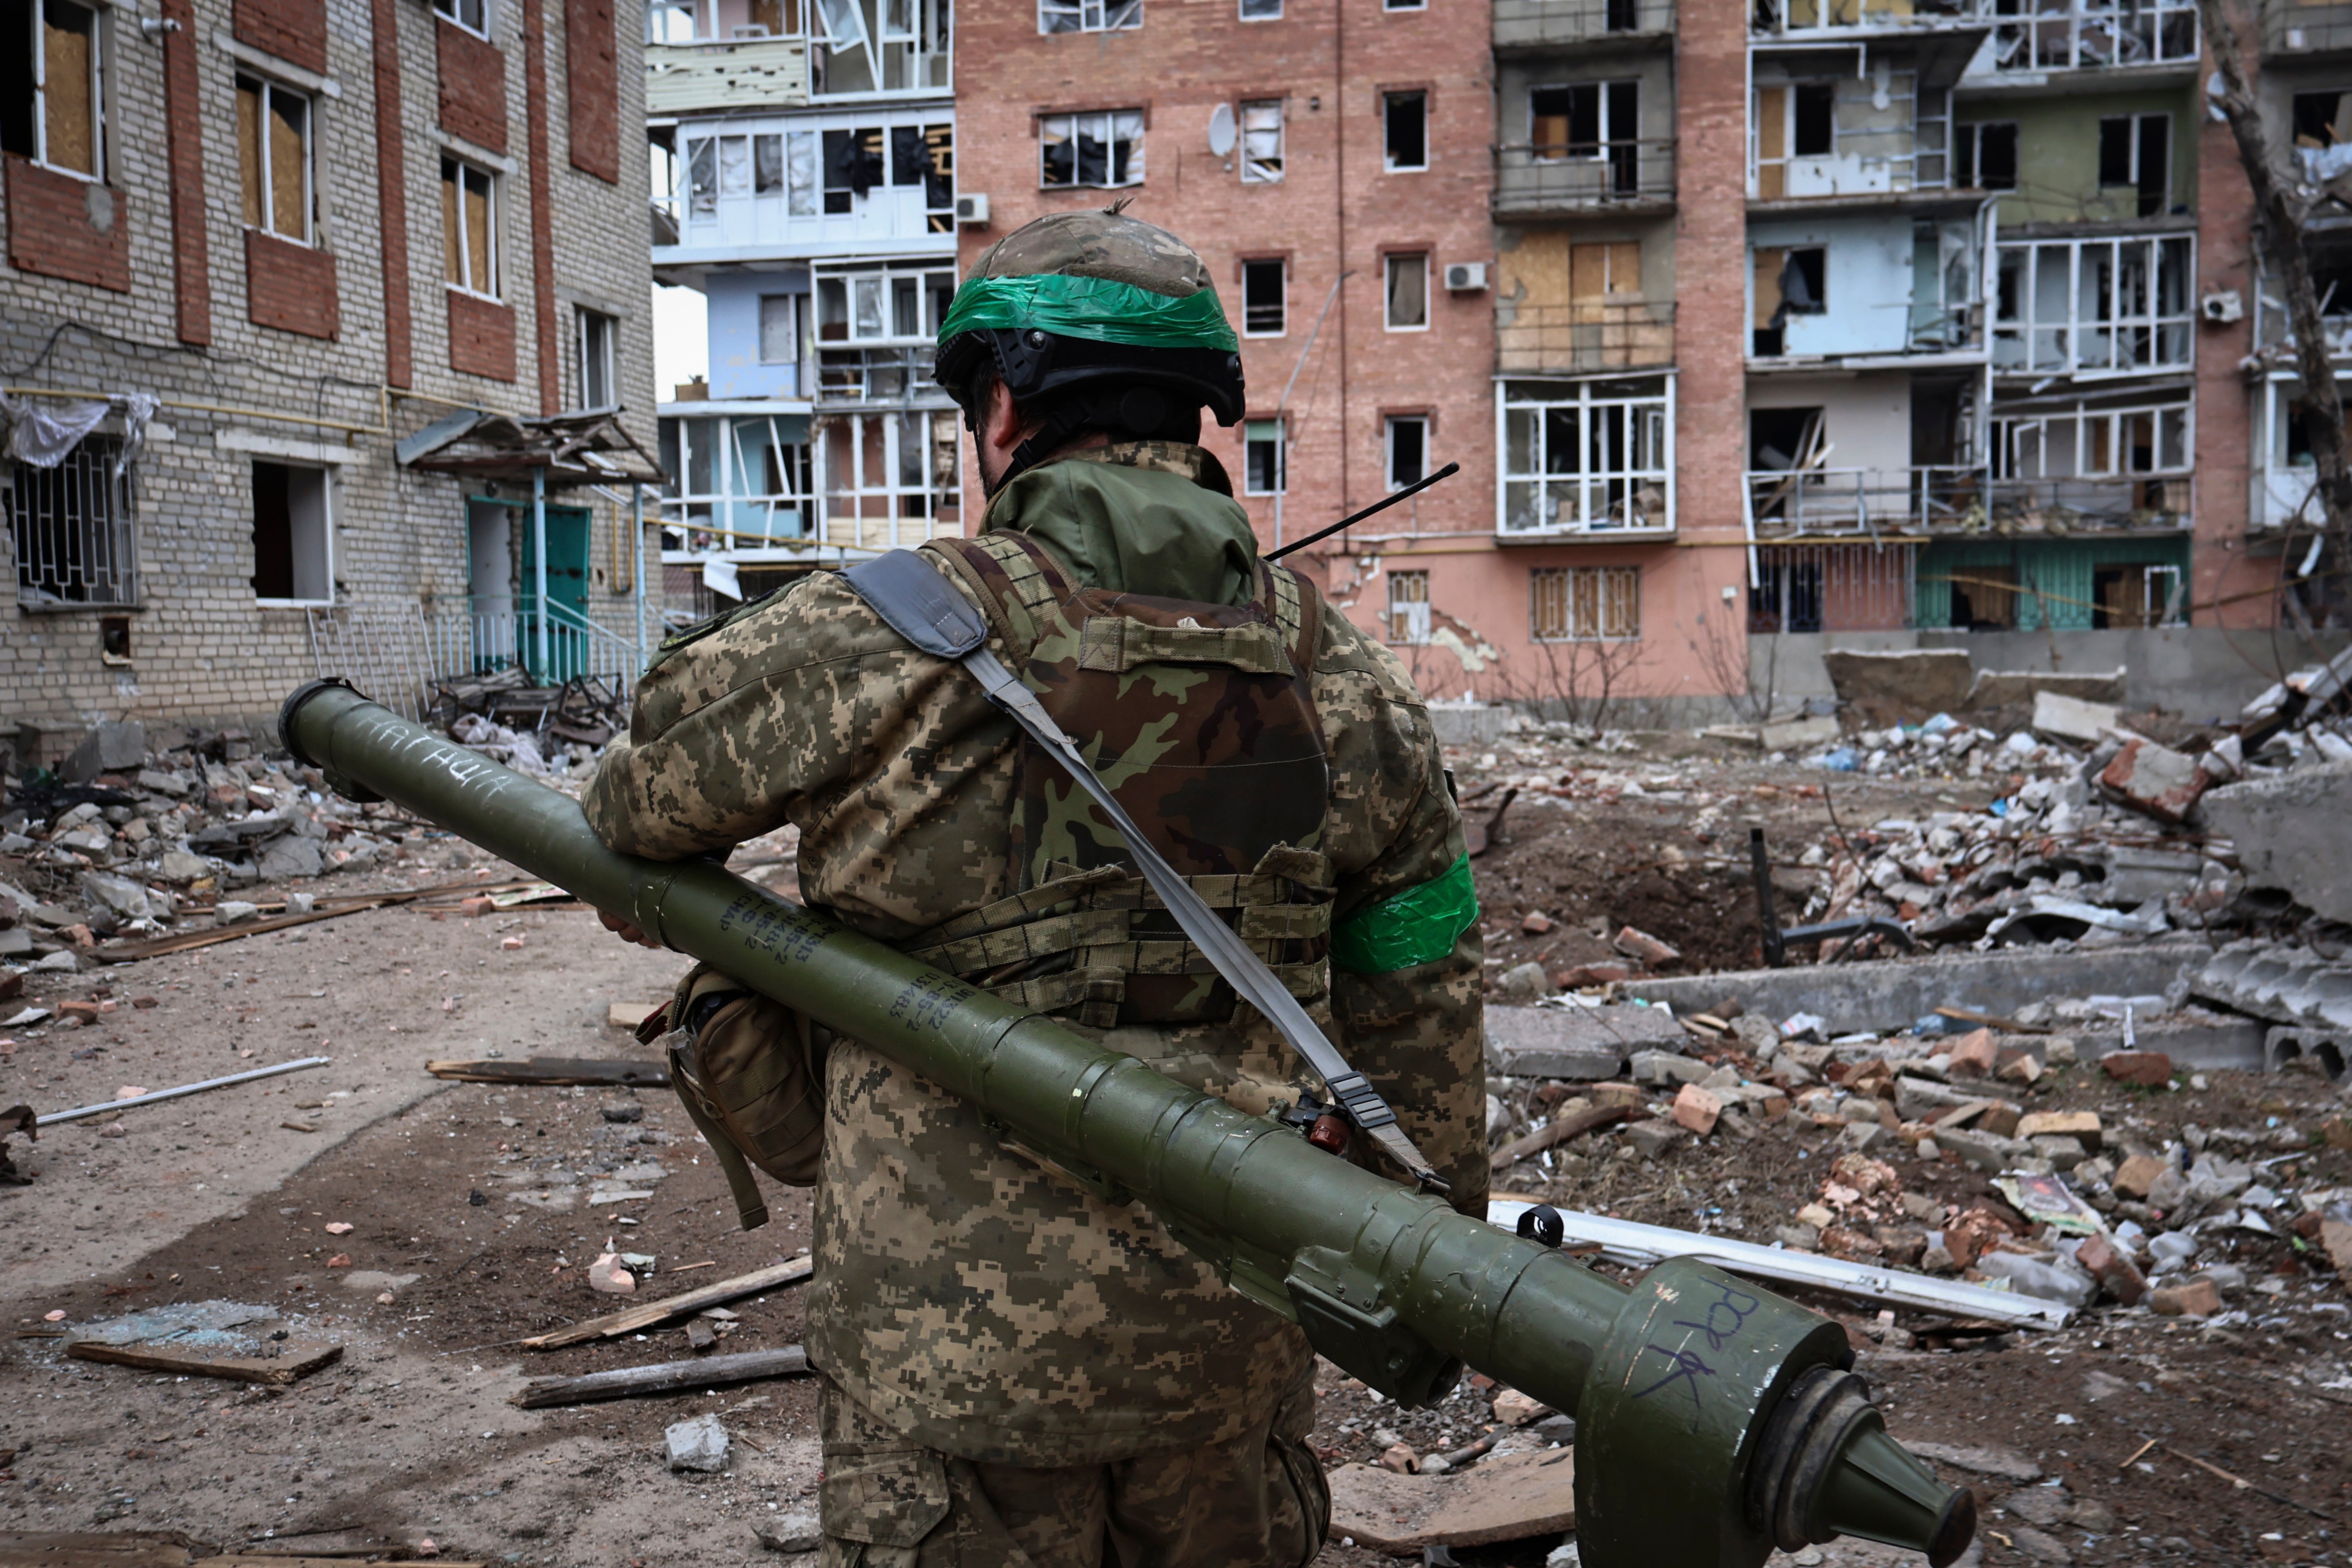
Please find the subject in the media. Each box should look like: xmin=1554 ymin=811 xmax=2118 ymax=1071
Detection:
xmin=1493 ymin=138 xmax=1675 ymax=215
xmin=1987 ymin=390 xmax=2192 ymax=531
xmin=1493 ymin=0 xmax=1673 ymax=51
xmin=1981 ymin=0 xmax=2198 ymax=73
xmin=1498 ymin=377 xmax=1675 ymax=539
xmin=1744 ymin=464 xmax=1986 ymax=539
xmin=658 ymin=114 xmax=955 ymax=265
xmin=1497 ymin=298 xmax=1675 ymax=375
xmin=647 ymin=0 xmax=951 ymax=97
xmin=1991 ymin=235 xmax=2194 ymax=379
xmin=1753 ymin=0 xmax=1986 ymax=37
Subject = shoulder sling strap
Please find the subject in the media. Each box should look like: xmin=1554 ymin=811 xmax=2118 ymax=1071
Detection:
xmin=839 ymin=549 xmax=1446 ymax=1193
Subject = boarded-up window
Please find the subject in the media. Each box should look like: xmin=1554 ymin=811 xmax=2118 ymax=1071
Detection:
xmin=1570 ymin=241 xmax=1640 ymax=321
xmin=441 ymin=156 xmax=497 ymax=295
xmin=1531 ymin=565 xmax=1640 ymax=640
xmin=1386 ymin=569 xmax=1430 ymax=644
xmin=6 ymin=0 xmax=105 ymax=175
xmin=236 ymin=77 xmax=312 ymax=242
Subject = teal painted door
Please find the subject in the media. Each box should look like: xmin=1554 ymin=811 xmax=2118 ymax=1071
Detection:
xmin=520 ymin=505 xmax=592 ymax=683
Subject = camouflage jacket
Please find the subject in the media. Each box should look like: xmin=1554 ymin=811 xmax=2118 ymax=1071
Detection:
xmin=584 ymin=442 xmax=1485 ymax=1465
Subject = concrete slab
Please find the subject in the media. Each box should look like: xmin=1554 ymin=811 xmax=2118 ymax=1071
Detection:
xmin=2202 ymin=760 xmax=2352 ymax=924
xmin=1821 ymin=648 xmax=1974 ymax=716
xmin=1428 ymin=704 xmax=1514 ymax=747
xmin=1624 ymin=942 xmax=2213 ymax=1035
xmin=1484 ymin=1003 xmax=1685 ymax=1080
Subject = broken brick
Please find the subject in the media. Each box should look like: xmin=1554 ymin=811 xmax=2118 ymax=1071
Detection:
xmin=2016 ymin=1110 xmax=2101 ymax=1148
xmin=1977 ymin=1102 xmax=2022 ymax=1139
xmin=2098 ymin=737 xmax=2209 ymax=824
xmin=1670 ymin=1082 xmax=1722 ymax=1136
xmin=57 ymin=1001 xmax=100 ymax=1023
xmin=2100 ymin=1051 xmax=2174 ymax=1088
xmin=2149 ymin=1277 xmax=2222 ymax=1318
xmin=2074 ymin=1232 xmax=2147 ymax=1306
xmin=1612 ymin=925 xmax=1681 ymax=968
xmin=1947 ymin=1028 xmax=1997 ymax=1078
xmin=1520 ymin=912 xmax=1554 ymax=935
xmin=1550 ymin=962 xmax=1631 ymax=988
xmin=2111 ymin=1153 xmax=2166 ymax=1199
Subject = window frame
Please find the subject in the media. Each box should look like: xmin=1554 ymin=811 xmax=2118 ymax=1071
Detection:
xmin=1498 ymin=375 xmax=1674 ymax=537
xmin=1384 ymin=568 xmax=1431 ymax=645
xmin=1382 ymin=89 xmax=1428 ymax=172
xmin=1244 ymin=417 xmax=1286 ymax=495
xmin=433 ymin=0 xmax=492 ymax=39
xmin=1239 ymin=97 xmax=1283 ymax=184
xmin=249 ymin=459 xmax=336 ymax=607
xmin=1384 ymin=413 xmax=1430 ymax=490
xmin=1038 ymin=108 xmax=1145 ymax=190
xmin=578 ymin=308 xmax=619 ymax=410
xmin=237 ymin=73 xmax=316 ymax=245
xmin=813 ymin=261 xmax=955 ymax=346
xmin=1954 ymin=120 xmax=2019 ymax=192
xmin=1384 ymin=251 xmax=1430 ymax=332
xmin=1237 ymin=0 xmax=1280 ymax=18
xmin=8 ymin=0 xmax=109 ymax=182
xmin=1530 ymin=564 xmax=1641 ymax=642
xmin=441 ymin=154 xmax=501 ymax=299
xmin=1036 ymin=0 xmax=1139 ymax=34
xmin=1991 ymin=234 xmax=2195 ymax=377
xmin=758 ymin=292 xmax=802 ymax=365
xmin=13 ymin=434 xmax=138 ymax=610
xmin=1240 ymin=257 xmax=1287 ymax=337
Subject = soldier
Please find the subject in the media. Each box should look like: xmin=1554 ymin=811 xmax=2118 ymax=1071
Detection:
xmin=585 ymin=207 xmax=1485 ymax=1568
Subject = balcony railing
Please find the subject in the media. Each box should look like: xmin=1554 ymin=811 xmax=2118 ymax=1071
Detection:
xmin=304 ymin=599 xmax=646 ymax=723
xmin=1984 ymin=0 xmax=2198 ymax=70
xmin=1497 ymin=300 xmax=1676 ymax=375
xmin=1493 ymin=0 xmax=1673 ymax=47
xmin=1753 ymin=0 xmax=1983 ymax=34
xmin=1746 ymin=465 xmax=1986 ymax=539
xmin=2267 ymin=0 xmax=2352 ymax=55
xmin=1987 ymin=474 xmax=2190 ymax=531
xmin=815 ymin=346 xmax=943 ymax=404
xmin=1493 ymin=140 xmax=1675 ymax=214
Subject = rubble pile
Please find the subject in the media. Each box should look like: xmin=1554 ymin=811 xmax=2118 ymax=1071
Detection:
xmin=0 ymin=719 xmax=439 ymax=956
xmin=433 ymin=669 xmax=627 ymax=782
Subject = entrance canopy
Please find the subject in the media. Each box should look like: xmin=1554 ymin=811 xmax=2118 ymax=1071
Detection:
xmin=397 ymin=407 xmax=667 ymax=489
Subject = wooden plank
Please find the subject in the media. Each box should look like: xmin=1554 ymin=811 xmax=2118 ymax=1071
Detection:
xmin=1327 ymin=1449 xmax=1577 ymax=1551
xmin=1489 ymin=1102 xmax=1637 ymax=1173
xmin=1934 ymin=1005 xmax=2053 ymax=1037
xmin=65 ymin=1341 xmax=341 ymax=1386
xmin=520 ymin=1257 xmax=813 ymax=1349
xmin=425 ymin=1057 xmax=669 ymax=1087
xmin=513 ymin=1345 xmax=810 ymax=1408
xmin=0 ymin=1533 xmax=215 ymax=1568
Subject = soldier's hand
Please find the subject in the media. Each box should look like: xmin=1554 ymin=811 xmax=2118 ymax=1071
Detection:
xmin=598 ymin=909 xmax=664 ymax=949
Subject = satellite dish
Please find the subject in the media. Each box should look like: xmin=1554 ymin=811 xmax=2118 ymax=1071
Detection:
xmin=1207 ymin=103 xmax=1237 ymax=158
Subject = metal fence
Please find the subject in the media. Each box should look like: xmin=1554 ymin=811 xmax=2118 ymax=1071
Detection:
xmin=308 ymin=598 xmax=648 ymax=722
xmin=1747 ymin=466 xmax=1986 ymax=540
xmin=1492 ymin=0 xmax=1673 ymax=47
xmin=1493 ymin=140 xmax=1676 ymax=213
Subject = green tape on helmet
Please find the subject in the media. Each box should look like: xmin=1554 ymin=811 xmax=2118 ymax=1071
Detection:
xmin=938 ymin=273 xmax=1239 ymax=353
xmin=1330 ymin=854 xmax=1480 ymax=975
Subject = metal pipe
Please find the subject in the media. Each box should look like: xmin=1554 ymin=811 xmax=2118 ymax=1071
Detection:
xmin=532 ymin=465 xmax=550 ymax=679
xmin=276 ymin=680 xmax=1975 ymax=1568
xmin=37 ymin=1057 xmax=333 ymax=1126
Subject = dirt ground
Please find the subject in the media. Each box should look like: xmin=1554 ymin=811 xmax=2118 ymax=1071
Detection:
xmin=3 ymin=752 xmax=2348 ymax=1568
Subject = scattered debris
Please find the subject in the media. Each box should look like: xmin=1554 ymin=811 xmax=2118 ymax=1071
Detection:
xmin=0 ymin=1104 xmax=33 ymax=1185
xmin=1327 ymin=1449 xmax=1576 ymax=1552
xmin=520 ymin=1258 xmax=816 ymax=1350
xmin=664 ymin=1413 xmax=731 ymax=1473
xmin=512 ymin=1346 xmax=811 ymax=1408
xmin=426 ymin=1057 xmax=669 ymax=1088
xmin=61 ymin=1302 xmax=341 ymax=1386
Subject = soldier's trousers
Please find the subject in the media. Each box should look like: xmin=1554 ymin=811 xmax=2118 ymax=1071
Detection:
xmin=816 ymin=1372 xmax=1331 ymax=1568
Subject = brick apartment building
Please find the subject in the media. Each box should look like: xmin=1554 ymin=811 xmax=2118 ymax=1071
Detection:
xmin=2 ymin=0 xmax=660 ymax=743
xmin=941 ymin=0 xmax=2341 ymax=725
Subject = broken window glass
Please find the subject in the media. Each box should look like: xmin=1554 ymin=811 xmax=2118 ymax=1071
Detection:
xmin=1238 ymin=0 xmax=1280 ymax=17
xmin=787 ymin=130 xmax=817 ymax=215
xmin=719 ymin=134 xmax=752 ymax=196
xmin=1384 ymin=91 xmax=1426 ymax=170
xmin=1037 ymin=0 xmax=1139 ymax=32
xmin=1242 ymin=258 xmax=1286 ymax=334
xmin=687 ymin=137 xmax=717 ymax=216
xmin=1039 ymin=110 xmax=1144 ymax=188
xmin=1239 ymin=100 xmax=1283 ymax=182
xmin=754 ymin=133 xmax=784 ymax=195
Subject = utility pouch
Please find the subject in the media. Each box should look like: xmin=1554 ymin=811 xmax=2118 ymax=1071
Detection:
xmin=657 ymin=964 xmax=827 ymax=1230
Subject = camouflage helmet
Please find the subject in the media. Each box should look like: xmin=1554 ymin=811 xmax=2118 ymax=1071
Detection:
xmin=934 ymin=207 xmax=1246 ymax=479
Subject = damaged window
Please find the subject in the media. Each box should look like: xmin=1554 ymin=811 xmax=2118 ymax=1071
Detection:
xmin=1954 ymin=121 xmax=2018 ymax=191
xmin=440 ymin=156 xmax=498 ymax=297
xmin=759 ymin=294 xmax=800 ymax=364
xmin=1039 ymin=110 xmax=1144 ymax=188
xmin=251 ymin=461 xmax=332 ymax=604
xmin=434 ymin=0 xmax=490 ymax=36
xmin=1385 ymin=570 xmax=1430 ymax=645
xmin=1385 ymin=414 xmax=1428 ymax=489
xmin=0 ymin=0 xmax=106 ymax=178
xmin=1383 ymin=91 xmax=1426 ymax=171
xmin=578 ymin=308 xmax=617 ymax=408
xmin=1993 ymin=235 xmax=2194 ymax=375
xmin=1244 ymin=418 xmax=1285 ymax=494
xmin=1242 ymin=258 xmax=1286 ymax=335
xmin=235 ymin=75 xmax=312 ymax=243
xmin=1037 ymin=0 xmax=1138 ymax=32
xmin=1240 ymin=99 xmax=1283 ymax=182
xmin=1502 ymin=375 xmax=1669 ymax=535
xmin=2097 ymin=113 xmax=2170 ymax=218
xmin=1530 ymin=565 xmax=1639 ymax=641
xmin=1239 ymin=0 xmax=1280 ymax=18
xmin=822 ymin=126 xmax=885 ymax=212
xmin=14 ymin=436 xmax=136 ymax=608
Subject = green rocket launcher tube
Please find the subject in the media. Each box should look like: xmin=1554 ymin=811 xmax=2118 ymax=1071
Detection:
xmin=280 ymin=679 xmax=1973 ymax=1568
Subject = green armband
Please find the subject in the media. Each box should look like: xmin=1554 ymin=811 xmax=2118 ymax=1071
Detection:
xmin=1330 ymin=854 xmax=1479 ymax=975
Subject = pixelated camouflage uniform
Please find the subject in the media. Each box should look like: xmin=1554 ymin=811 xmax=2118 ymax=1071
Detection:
xmin=586 ymin=407 xmax=1480 ymax=1567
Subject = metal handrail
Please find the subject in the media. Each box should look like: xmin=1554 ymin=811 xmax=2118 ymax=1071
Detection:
xmin=1493 ymin=140 xmax=1676 ymax=208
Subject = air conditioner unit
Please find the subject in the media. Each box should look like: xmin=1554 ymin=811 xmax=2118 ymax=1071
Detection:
xmin=1444 ymin=261 xmax=1489 ymax=292
xmin=956 ymin=193 xmax=991 ymax=225
xmin=2200 ymin=288 xmax=2243 ymax=325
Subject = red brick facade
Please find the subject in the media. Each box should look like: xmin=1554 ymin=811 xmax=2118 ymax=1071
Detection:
xmin=448 ymin=288 xmax=518 ymax=381
xmin=436 ymin=16 xmax=510 ymax=154
xmin=2194 ymin=38 xmax=2268 ymax=630
xmin=523 ymin=0 xmax=561 ymax=410
xmin=245 ymin=229 xmax=340 ymax=339
xmin=370 ymin=0 xmax=413 ymax=386
xmin=162 ymin=0 xmax=211 ymax=344
xmin=3 ymin=156 xmax=132 ymax=293
xmin=955 ymin=0 xmax=1495 ymax=568
xmin=565 ymin=0 xmax=619 ymax=184
xmin=232 ymin=0 xmax=328 ymax=75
